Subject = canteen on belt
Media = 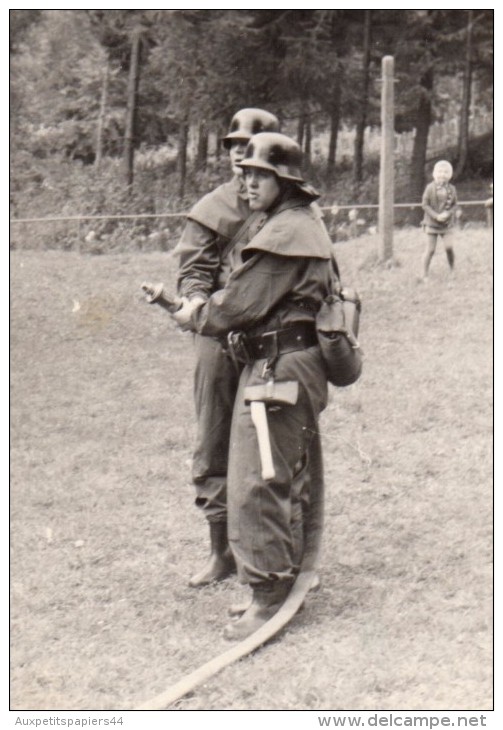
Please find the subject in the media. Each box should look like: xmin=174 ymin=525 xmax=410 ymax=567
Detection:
xmin=316 ymin=289 xmax=363 ymax=387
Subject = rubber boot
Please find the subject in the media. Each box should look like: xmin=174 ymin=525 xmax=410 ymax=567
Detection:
xmin=223 ymin=581 xmax=292 ymax=641
xmin=188 ymin=522 xmax=236 ymax=588
xmin=227 ymin=572 xmax=321 ymax=617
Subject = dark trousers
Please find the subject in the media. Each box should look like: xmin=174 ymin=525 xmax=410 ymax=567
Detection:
xmin=192 ymin=334 xmax=241 ymax=522
xmin=227 ymin=346 xmax=328 ymax=586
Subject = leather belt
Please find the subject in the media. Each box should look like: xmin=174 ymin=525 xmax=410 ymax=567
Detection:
xmin=244 ymin=322 xmax=318 ymax=361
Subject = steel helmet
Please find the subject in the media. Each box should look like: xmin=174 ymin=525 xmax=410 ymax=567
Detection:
xmin=237 ymin=132 xmax=305 ymax=182
xmin=222 ymin=108 xmax=280 ymax=150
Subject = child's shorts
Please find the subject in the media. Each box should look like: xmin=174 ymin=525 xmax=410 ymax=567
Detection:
xmin=423 ymin=225 xmax=452 ymax=236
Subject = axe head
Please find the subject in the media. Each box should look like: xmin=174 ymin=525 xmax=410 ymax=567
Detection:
xmin=244 ymin=380 xmax=299 ymax=406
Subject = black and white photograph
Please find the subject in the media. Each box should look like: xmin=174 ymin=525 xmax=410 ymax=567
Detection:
xmin=9 ymin=7 xmax=494 ymax=724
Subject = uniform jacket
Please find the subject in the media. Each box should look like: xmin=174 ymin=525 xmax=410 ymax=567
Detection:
xmin=421 ymin=181 xmax=458 ymax=232
xmin=175 ymin=176 xmax=249 ymax=300
xmin=191 ymin=197 xmax=333 ymax=339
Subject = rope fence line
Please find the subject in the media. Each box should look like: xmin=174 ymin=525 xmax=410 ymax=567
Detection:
xmin=9 ymin=200 xmax=489 ymax=225
xmin=9 ymin=212 xmax=189 ymax=224
xmin=323 ymin=201 xmax=487 ymax=211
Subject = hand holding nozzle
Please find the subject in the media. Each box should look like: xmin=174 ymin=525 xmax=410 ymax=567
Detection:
xmin=141 ymin=282 xmax=182 ymax=313
xmin=141 ymin=282 xmax=206 ymax=331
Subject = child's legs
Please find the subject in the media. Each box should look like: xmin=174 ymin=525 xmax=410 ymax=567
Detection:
xmin=423 ymin=233 xmax=437 ymax=276
xmin=441 ymin=232 xmax=455 ymax=270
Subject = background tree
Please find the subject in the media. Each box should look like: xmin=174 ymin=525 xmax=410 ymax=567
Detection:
xmin=10 ymin=9 xmax=493 ymax=226
xmin=454 ymin=10 xmax=474 ymax=178
xmin=10 ymin=10 xmax=107 ymax=161
xmin=353 ymin=10 xmax=372 ymax=188
xmin=454 ymin=10 xmax=493 ymax=177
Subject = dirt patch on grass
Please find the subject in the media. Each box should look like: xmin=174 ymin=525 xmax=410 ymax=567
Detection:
xmin=10 ymin=229 xmax=492 ymax=710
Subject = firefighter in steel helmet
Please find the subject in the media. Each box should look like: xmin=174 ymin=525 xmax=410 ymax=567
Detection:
xmin=173 ymin=134 xmax=332 ymax=639
xmin=174 ymin=109 xmax=280 ymax=588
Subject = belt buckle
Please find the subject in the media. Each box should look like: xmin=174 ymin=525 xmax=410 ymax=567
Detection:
xmin=261 ymin=329 xmax=280 ymax=349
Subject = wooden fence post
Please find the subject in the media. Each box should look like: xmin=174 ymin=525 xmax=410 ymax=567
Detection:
xmin=379 ymin=55 xmax=394 ymax=261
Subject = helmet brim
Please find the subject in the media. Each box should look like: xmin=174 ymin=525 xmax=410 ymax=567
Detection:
xmin=295 ymin=182 xmax=321 ymax=201
xmin=221 ymin=132 xmax=252 ymax=150
xmin=237 ymin=158 xmax=305 ymax=183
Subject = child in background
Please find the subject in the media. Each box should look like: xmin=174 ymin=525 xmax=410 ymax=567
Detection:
xmin=421 ymin=160 xmax=458 ymax=280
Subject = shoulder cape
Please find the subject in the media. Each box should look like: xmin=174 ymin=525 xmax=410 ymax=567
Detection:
xmin=188 ymin=177 xmax=249 ymax=239
xmin=242 ymin=204 xmax=333 ymax=260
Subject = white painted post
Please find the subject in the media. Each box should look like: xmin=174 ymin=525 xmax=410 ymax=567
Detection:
xmin=379 ymin=56 xmax=394 ymax=261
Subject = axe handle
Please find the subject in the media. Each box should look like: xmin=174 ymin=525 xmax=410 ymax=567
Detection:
xmin=250 ymin=402 xmax=275 ymax=481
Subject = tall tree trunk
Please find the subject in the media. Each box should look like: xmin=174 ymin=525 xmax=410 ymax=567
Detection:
xmin=455 ymin=10 xmax=473 ymax=178
xmin=196 ymin=122 xmax=208 ymax=171
xmin=304 ymin=107 xmax=312 ymax=166
xmin=353 ymin=9 xmax=371 ymax=187
xmin=327 ymin=73 xmax=342 ymax=177
xmin=177 ymin=118 xmax=189 ymax=199
xmin=297 ymin=106 xmax=305 ymax=148
xmin=215 ymin=126 xmax=223 ymax=160
xmin=123 ymin=28 xmax=142 ymax=188
xmin=95 ymin=59 xmax=109 ymax=170
xmin=410 ymin=66 xmax=434 ymax=219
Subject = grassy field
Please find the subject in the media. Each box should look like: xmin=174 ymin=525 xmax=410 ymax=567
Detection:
xmin=10 ymin=226 xmax=493 ymax=711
